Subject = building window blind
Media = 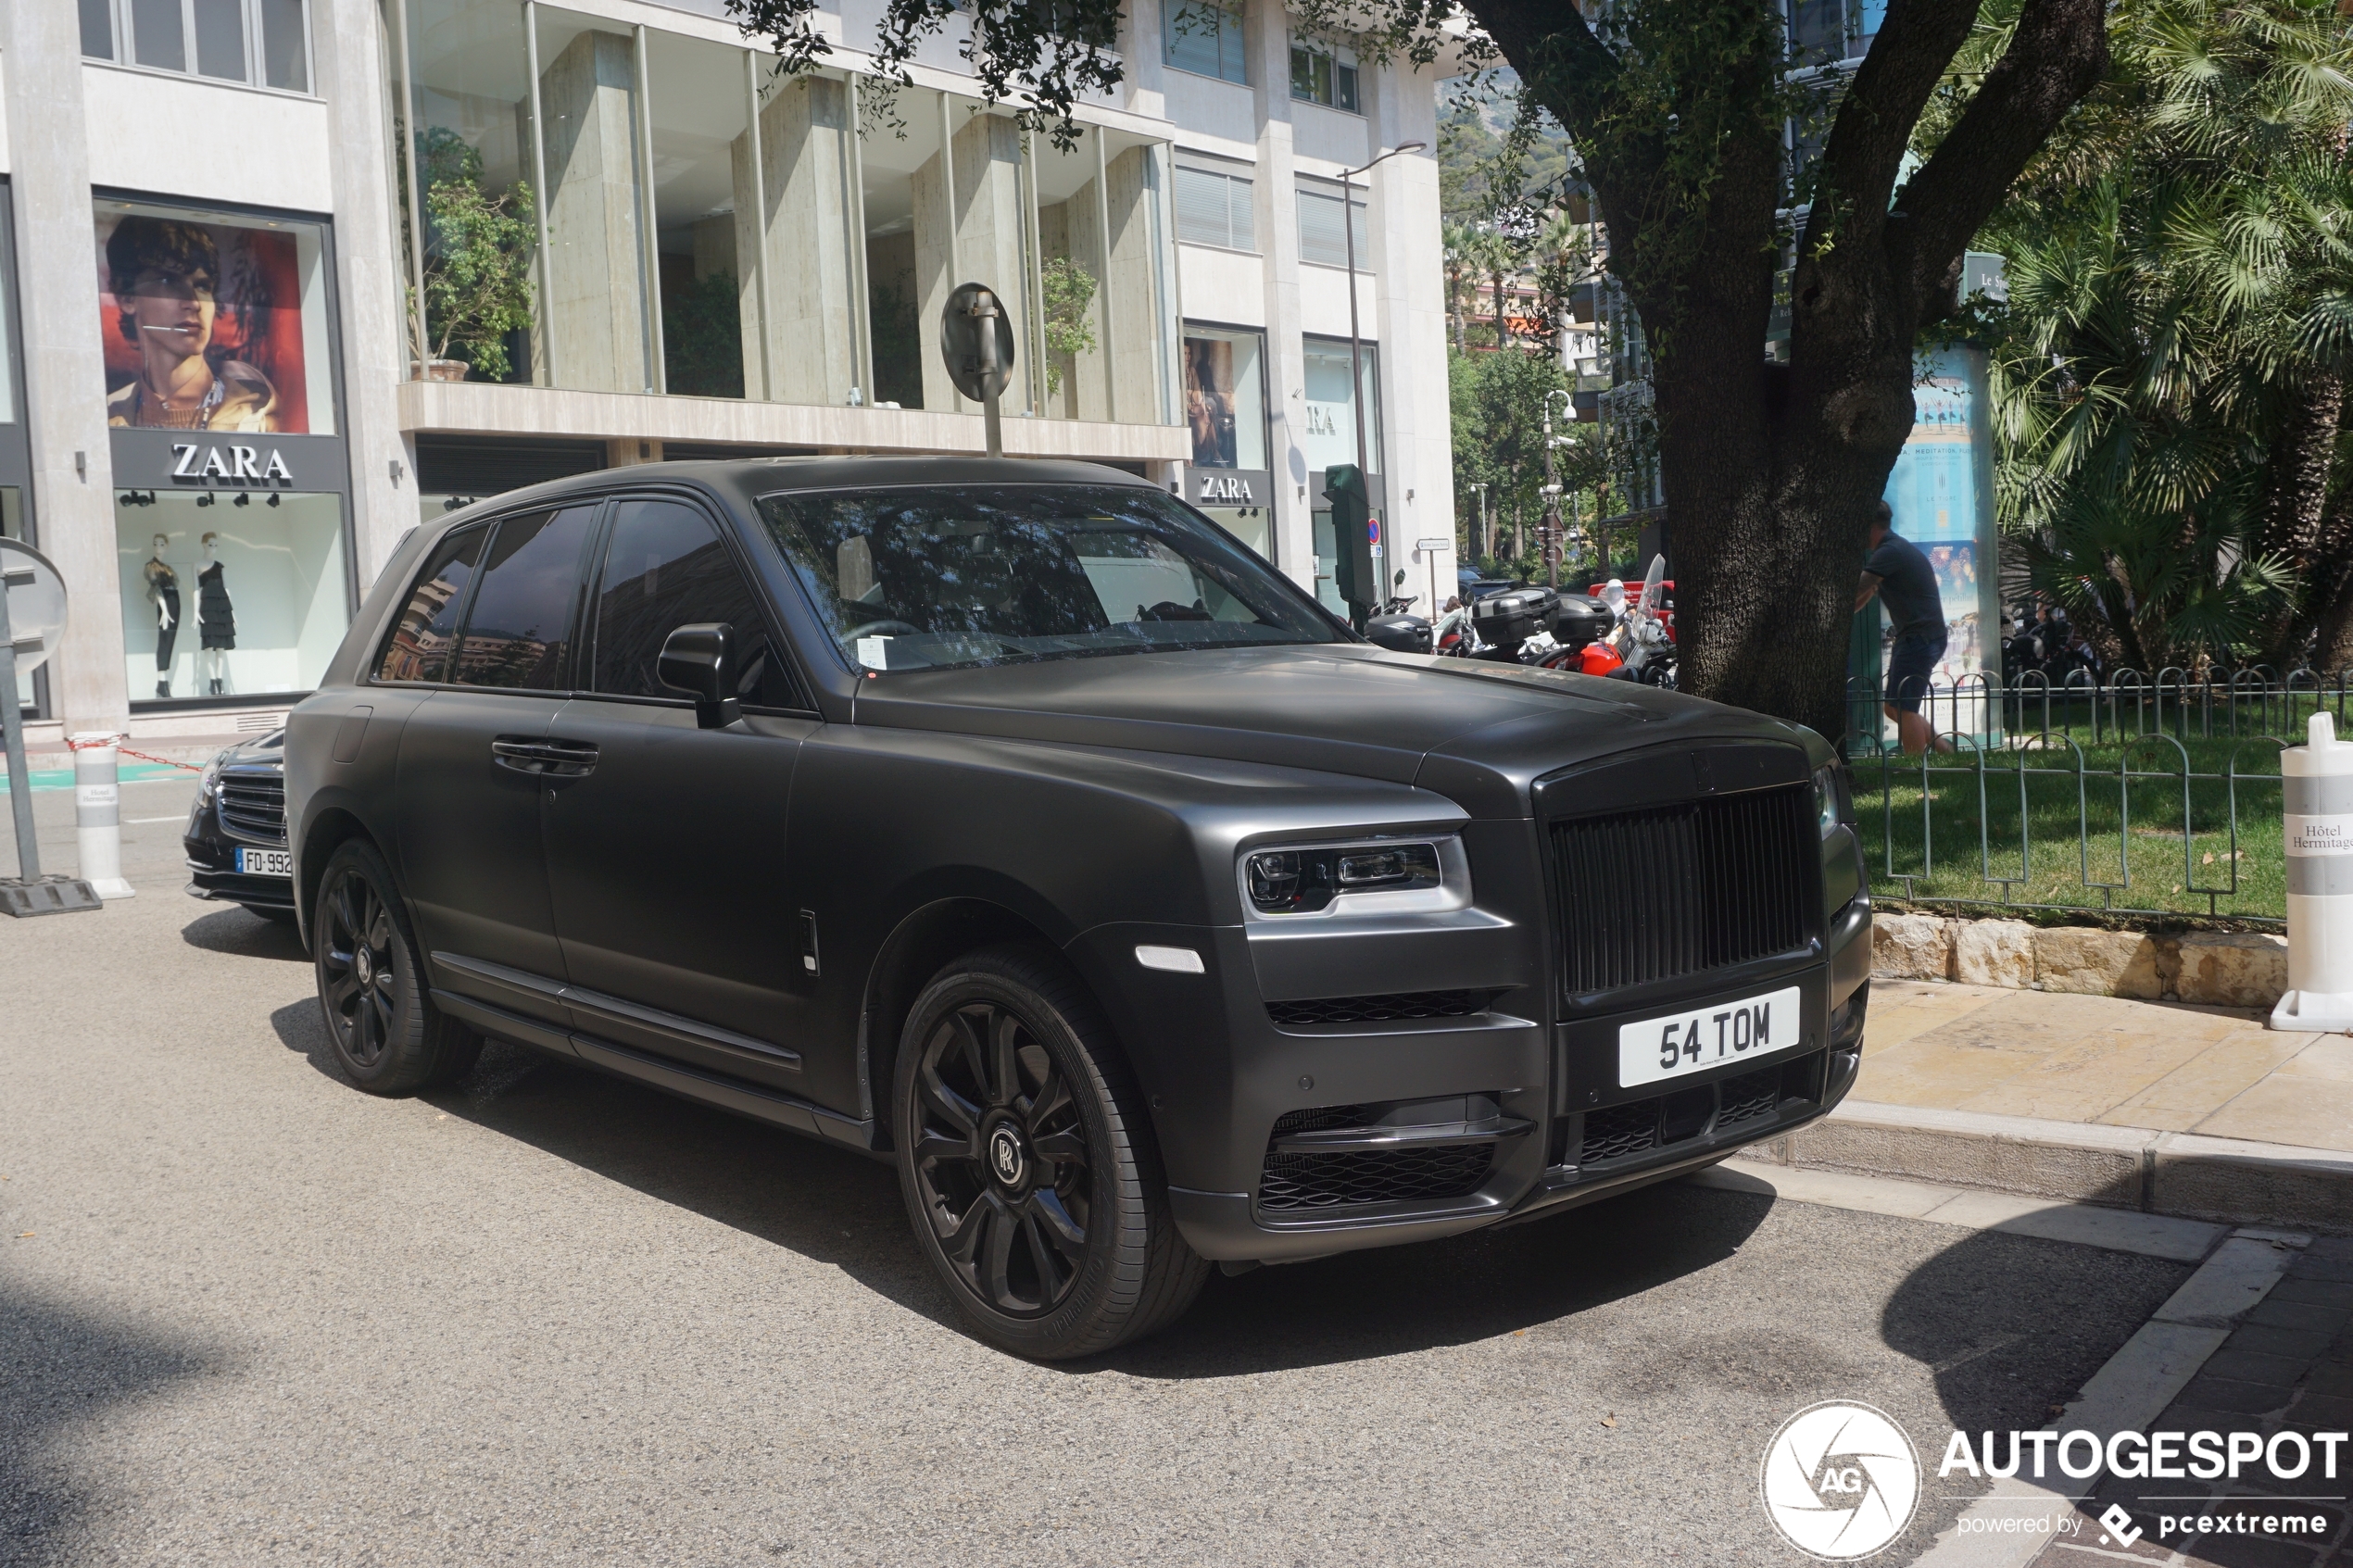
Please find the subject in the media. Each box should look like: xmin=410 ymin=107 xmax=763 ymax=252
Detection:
xmin=1296 ymin=187 xmax=1368 ymax=270
xmin=1176 ymin=166 xmax=1256 ymax=252
xmin=1165 ymin=2 xmax=1246 ymax=84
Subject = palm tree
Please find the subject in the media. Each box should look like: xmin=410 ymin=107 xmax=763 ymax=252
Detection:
xmin=1982 ymin=0 xmax=2353 ymax=670
xmin=1441 ymin=222 xmax=1477 ymax=354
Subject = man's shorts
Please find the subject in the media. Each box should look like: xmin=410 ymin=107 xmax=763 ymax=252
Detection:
xmin=1884 ymin=633 xmax=1947 ymax=715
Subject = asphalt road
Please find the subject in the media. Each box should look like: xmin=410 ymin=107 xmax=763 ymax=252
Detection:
xmin=1 ymin=775 xmax=2198 ymax=1565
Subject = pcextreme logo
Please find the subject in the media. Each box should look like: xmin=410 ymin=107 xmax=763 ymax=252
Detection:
xmin=1760 ymin=1401 xmax=1923 ymax=1560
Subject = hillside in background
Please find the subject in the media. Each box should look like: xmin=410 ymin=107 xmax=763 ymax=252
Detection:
xmin=1439 ymin=69 xmax=1575 ymax=224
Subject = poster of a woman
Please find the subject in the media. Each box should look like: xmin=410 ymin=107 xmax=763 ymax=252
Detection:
xmin=97 ymin=212 xmax=309 ymax=433
xmin=1183 ymin=337 xmax=1239 ymax=469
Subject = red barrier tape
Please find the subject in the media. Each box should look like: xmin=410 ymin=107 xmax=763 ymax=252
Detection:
xmin=63 ymin=734 xmax=206 ymax=771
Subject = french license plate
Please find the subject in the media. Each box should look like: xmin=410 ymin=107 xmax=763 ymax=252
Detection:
xmin=1618 ymin=985 xmax=1804 ymax=1088
xmin=236 ymin=847 xmax=293 ymax=878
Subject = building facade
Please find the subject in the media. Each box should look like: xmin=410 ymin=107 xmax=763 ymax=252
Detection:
xmin=7 ymin=0 xmax=1455 ymax=743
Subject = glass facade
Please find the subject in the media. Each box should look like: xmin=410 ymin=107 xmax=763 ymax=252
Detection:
xmin=387 ymin=3 xmax=1179 ymax=427
xmin=1302 ymin=336 xmax=1380 ymax=615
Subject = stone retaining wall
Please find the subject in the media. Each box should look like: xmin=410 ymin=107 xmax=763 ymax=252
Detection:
xmin=1872 ymin=913 xmax=2287 ymax=1008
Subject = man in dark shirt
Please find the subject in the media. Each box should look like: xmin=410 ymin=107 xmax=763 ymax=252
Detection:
xmin=1856 ymin=501 xmax=1952 ymax=755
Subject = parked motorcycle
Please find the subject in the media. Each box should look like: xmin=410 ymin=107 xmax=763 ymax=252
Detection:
xmin=1546 ymin=555 xmax=1677 ymax=685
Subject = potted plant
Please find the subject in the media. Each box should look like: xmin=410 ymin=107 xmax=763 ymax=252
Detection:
xmin=405 ymin=129 xmax=537 ymax=383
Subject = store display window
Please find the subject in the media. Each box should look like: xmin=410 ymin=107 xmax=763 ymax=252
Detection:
xmin=94 ymin=199 xmax=335 ymax=435
xmin=1181 ymin=324 xmax=1272 ymax=559
xmin=116 ymin=492 xmax=348 ymax=704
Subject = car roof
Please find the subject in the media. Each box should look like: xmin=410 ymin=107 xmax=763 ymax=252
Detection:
xmin=431 ymin=456 xmax=1166 ymax=533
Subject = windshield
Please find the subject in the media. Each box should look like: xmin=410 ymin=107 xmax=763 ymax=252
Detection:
xmin=755 ymin=484 xmax=1341 ymax=672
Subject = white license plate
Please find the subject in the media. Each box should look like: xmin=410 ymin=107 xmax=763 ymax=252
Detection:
xmin=236 ymin=847 xmax=293 ymax=878
xmin=1618 ymin=985 xmax=1804 ymax=1088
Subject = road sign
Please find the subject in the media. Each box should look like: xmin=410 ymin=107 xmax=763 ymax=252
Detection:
xmin=1416 ymin=537 xmax=1449 ymax=551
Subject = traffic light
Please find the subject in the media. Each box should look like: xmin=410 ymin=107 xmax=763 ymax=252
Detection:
xmin=1324 ymin=464 xmax=1377 ymax=615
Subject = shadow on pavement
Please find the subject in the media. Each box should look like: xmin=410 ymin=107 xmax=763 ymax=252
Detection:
xmin=402 ymin=1032 xmax=1777 ymax=1374
xmin=181 ymin=907 xmax=307 ymax=962
xmin=0 ymin=1280 xmax=216 ymax=1567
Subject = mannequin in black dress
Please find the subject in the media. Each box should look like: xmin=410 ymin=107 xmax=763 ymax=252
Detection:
xmin=144 ymin=536 xmax=177 ymax=699
xmin=197 ymin=532 xmax=235 ymax=696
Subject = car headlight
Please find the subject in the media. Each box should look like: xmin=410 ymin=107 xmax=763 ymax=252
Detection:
xmin=1244 ymin=839 xmax=1449 ymax=914
xmin=1813 ymin=764 xmax=1847 ymax=839
xmin=196 ymin=756 xmax=222 ymax=806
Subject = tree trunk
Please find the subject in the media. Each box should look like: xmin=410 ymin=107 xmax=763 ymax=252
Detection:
xmin=1470 ymin=0 xmax=2108 ymax=743
xmin=2258 ymin=376 xmax=2346 ymax=668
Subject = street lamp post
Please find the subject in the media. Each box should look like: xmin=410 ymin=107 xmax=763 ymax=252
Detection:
xmin=1540 ymin=388 xmax=1571 ymax=590
xmin=1339 ymin=139 xmax=1426 ymax=592
xmin=1470 ymin=481 xmax=1489 ymax=567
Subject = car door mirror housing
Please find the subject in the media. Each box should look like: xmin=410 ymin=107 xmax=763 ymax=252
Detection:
xmin=658 ymin=622 xmax=742 ymax=730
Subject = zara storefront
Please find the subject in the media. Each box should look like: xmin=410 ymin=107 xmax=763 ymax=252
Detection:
xmin=3 ymin=0 xmax=1455 ymax=744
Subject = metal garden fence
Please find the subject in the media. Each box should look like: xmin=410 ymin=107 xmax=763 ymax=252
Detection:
xmin=1841 ymin=668 xmax=2353 ymax=927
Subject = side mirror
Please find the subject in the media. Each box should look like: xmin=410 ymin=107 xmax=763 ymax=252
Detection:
xmin=658 ymin=621 xmax=741 ymax=730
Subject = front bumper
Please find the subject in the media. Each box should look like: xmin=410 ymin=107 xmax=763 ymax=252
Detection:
xmin=1160 ymin=893 xmax=1872 ymax=1264
xmin=183 ymin=833 xmax=296 ymax=914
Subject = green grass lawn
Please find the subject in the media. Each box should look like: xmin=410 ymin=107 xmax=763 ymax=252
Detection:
xmin=1850 ymin=729 xmax=2292 ymax=924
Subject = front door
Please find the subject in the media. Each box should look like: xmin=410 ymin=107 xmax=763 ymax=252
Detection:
xmin=541 ymin=495 xmax=817 ymax=1093
xmin=390 ymin=504 xmax=599 ymax=1027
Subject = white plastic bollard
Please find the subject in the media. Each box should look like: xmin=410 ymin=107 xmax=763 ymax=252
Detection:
xmin=2271 ymin=710 xmax=2353 ymax=1031
xmin=71 ymin=732 xmax=135 ymax=900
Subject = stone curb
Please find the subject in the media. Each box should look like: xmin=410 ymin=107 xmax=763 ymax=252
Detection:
xmin=1747 ymin=1100 xmax=2353 ymax=1234
xmin=1874 ymin=911 xmax=2290 ymax=1010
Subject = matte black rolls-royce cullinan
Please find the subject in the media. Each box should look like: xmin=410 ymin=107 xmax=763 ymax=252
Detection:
xmin=283 ymin=458 xmax=1870 ymax=1359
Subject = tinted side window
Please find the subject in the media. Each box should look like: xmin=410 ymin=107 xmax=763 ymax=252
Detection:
xmin=374 ymin=524 xmax=487 ymax=684
xmin=591 ymin=499 xmax=800 ymax=708
xmin=449 ymin=506 xmax=597 ymax=691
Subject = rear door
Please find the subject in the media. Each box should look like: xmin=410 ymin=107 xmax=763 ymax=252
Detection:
xmin=389 ymin=504 xmax=599 ymax=1027
xmin=542 ymin=495 xmax=820 ymax=1092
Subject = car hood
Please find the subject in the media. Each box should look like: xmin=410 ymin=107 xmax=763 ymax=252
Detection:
xmin=850 ymin=645 xmax=1819 ymax=818
xmin=211 ymin=730 xmax=285 ymax=771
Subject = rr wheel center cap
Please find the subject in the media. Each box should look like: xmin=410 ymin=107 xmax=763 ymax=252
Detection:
xmin=987 ymin=1123 xmax=1028 ymax=1191
xmin=354 ymin=947 xmax=373 ymax=986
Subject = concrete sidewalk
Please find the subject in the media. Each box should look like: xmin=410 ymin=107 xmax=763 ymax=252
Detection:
xmin=1755 ymin=980 xmax=2353 ymax=1232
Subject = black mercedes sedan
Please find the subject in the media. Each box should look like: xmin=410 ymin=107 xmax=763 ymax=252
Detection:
xmin=184 ymin=729 xmax=296 ymax=921
xmin=283 ymin=458 xmax=1870 ymax=1360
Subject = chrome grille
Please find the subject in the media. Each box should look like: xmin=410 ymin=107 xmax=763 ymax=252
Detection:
xmin=217 ymin=772 xmax=287 ymax=845
xmin=1553 ymin=784 xmax=1815 ymax=996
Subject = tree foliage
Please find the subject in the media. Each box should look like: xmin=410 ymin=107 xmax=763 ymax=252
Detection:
xmin=407 ymin=129 xmax=537 ymax=381
xmin=1977 ymin=0 xmax=2353 ymax=671
xmin=724 ymin=0 xmax=2116 ymax=737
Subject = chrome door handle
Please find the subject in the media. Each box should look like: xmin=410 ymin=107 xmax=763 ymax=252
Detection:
xmin=491 ymin=738 xmax=598 ymax=777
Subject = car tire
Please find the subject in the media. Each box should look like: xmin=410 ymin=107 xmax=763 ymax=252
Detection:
xmin=893 ymin=944 xmax=1208 ymax=1360
xmin=312 ymin=839 xmax=482 ymax=1096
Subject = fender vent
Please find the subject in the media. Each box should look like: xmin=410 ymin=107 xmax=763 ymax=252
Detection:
xmin=1265 ymin=989 xmax=1495 ymax=1027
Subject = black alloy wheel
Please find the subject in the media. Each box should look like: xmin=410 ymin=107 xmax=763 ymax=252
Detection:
xmin=312 ymin=840 xmax=481 ymax=1096
xmin=320 ymin=867 xmax=398 ymax=1071
xmin=894 ymin=946 xmax=1209 ymax=1359
xmin=910 ymin=997 xmax=1093 ymax=1316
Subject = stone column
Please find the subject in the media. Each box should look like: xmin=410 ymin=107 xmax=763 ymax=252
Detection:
xmin=1058 ymin=144 xmax=1157 ymax=424
xmin=1365 ymin=64 xmax=1452 ymax=599
xmin=539 ymin=30 xmax=649 ymax=394
xmin=2 ymin=4 xmax=127 ymax=732
xmin=732 ymin=76 xmax=856 ymax=408
xmin=913 ymin=109 xmax=1031 ymax=415
xmin=1246 ymin=0 xmax=1311 ymax=588
xmin=315 ymin=0 xmax=423 ymax=586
